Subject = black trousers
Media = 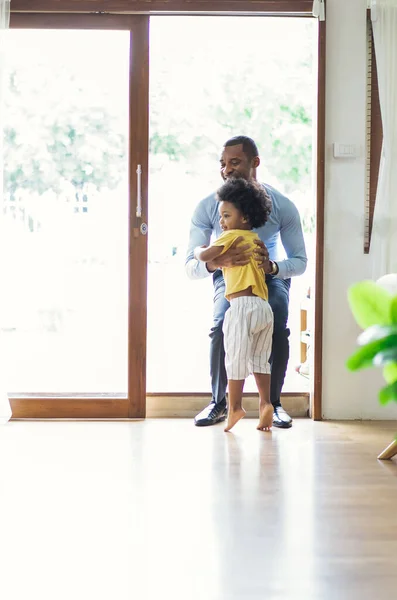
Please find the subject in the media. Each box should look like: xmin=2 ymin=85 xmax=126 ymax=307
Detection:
xmin=209 ymin=271 xmax=291 ymax=408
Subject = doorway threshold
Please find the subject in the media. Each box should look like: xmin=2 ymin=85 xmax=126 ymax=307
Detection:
xmin=147 ymin=393 xmax=309 ymax=419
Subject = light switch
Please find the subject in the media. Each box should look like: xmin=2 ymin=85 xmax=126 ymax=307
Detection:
xmin=333 ymin=143 xmax=359 ymax=158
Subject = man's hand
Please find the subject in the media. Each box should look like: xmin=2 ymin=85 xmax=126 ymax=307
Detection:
xmin=206 ymin=237 xmax=251 ymax=272
xmin=253 ymin=238 xmax=271 ymax=273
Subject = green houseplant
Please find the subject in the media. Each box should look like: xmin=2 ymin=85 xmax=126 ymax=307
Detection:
xmin=346 ymin=276 xmax=397 ymax=407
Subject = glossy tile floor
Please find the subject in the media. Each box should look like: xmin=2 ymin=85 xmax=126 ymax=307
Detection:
xmin=0 ymin=419 xmax=396 ymax=600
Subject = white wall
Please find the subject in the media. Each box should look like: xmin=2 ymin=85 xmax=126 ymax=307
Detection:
xmin=322 ymin=0 xmax=397 ymax=419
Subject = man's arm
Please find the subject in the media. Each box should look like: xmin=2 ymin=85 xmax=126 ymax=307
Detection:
xmin=275 ymin=200 xmax=307 ymax=279
xmin=185 ymin=199 xmax=214 ymax=280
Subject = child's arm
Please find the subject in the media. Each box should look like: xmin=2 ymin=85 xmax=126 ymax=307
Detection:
xmin=194 ymin=244 xmax=225 ymax=262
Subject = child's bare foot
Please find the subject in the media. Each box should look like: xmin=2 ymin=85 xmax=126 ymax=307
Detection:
xmin=257 ymin=404 xmax=273 ymax=431
xmin=224 ymin=408 xmax=246 ymax=432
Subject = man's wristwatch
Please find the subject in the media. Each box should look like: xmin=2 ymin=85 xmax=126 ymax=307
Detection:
xmin=269 ymin=260 xmax=279 ymax=276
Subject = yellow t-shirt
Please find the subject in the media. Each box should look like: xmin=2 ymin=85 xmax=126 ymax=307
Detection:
xmin=212 ymin=230 xmax=268 ymax=301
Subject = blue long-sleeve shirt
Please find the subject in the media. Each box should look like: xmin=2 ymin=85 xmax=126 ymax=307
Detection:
xmin=185 ymin=183 xmax=307 ymax=280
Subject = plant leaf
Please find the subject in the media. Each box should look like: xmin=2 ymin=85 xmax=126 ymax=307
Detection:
xmin=358 ymin=324 xmax=397 ymax=346
xmin=379 ymin=381 xmax=397 ymax=405
xmin=348 ymin=281 xmax=393 ymax=329
xmin=346 ymin=335 xmax=397 ymax=371
xmin=391 ymin=296 xmax=397 ymax=324
xmin=383 ymin=363 xmax=397 ymax=384
xmin=374 ymin=348 xmax=397 ymax=367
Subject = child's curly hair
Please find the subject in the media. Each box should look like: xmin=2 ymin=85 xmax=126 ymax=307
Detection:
xmin=216 ymin=178 xmax=272 ymax=229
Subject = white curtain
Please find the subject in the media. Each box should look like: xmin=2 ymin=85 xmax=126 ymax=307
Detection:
xmin=370 ymin=0 xmax=397 ymax=278
xmin=0 ymin=0 xmax=11 ymax=424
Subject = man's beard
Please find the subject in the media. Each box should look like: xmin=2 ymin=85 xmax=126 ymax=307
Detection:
xmin=224 ymin=172 xmax=246 ymax=181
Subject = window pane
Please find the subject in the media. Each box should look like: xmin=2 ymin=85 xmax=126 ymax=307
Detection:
xmin=1 ymin=30 xmax=129 ymax=393
xmin=147 ymin=16 xmax=316 ymax=393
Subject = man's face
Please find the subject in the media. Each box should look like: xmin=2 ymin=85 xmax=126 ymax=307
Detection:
xmin=219 ymin=144 xmax=258 ymax=182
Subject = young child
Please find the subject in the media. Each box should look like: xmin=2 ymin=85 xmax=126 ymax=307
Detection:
xmin=194 ymin=178 xmax=274 ymax=432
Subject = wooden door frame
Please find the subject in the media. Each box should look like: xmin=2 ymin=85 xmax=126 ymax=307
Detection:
xmin=11 ymin=1 xmax=315 ymax=15
xmin=8 ymin=13 xmax=149 ymax=419
xmin=313 ymin=18 xmax=325 ymax=420
xmin=8 ymin=4 xmax=325 ymax=421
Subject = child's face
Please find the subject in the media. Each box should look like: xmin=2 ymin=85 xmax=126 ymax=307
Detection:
xmin=219 ymin=201 xmax=249 ymax=231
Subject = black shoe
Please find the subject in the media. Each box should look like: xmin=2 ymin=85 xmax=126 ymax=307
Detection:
xmin=273 ymin=405 xmax=293 ymax=429
xmin=194 ymin=402 xmax=227 ymax=427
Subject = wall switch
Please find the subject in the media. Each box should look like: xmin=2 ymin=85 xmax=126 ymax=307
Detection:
xmin=333 ymin=143 xmax=359 ymax=158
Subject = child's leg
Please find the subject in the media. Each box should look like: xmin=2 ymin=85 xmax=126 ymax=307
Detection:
xmin=250 ymin=301 xmax=274 ymax=431
xmin=224 ymin=379 xmax=246 ymax=432
xmin=254 ymin=373 xmax=273 ymax=431
xmin=223 ymin=298 xmax=251 ymax=432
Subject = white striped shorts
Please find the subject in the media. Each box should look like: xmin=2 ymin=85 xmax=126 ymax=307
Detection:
xmin=223 ymin=296 xmax=274 ymax=380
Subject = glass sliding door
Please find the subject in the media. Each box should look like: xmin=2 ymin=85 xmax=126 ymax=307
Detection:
xmin=147 ymin=16 xmax=316 ymax=395
xmin=5 ymin=15 xmax=149 ymax=418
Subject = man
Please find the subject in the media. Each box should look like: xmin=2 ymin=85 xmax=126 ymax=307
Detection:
xmin=185 ymin=136 xmax=307 ymax=428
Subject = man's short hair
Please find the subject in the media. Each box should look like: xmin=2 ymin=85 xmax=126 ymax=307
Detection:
xmin=224 ymin=136 xmax=259 ymax=161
